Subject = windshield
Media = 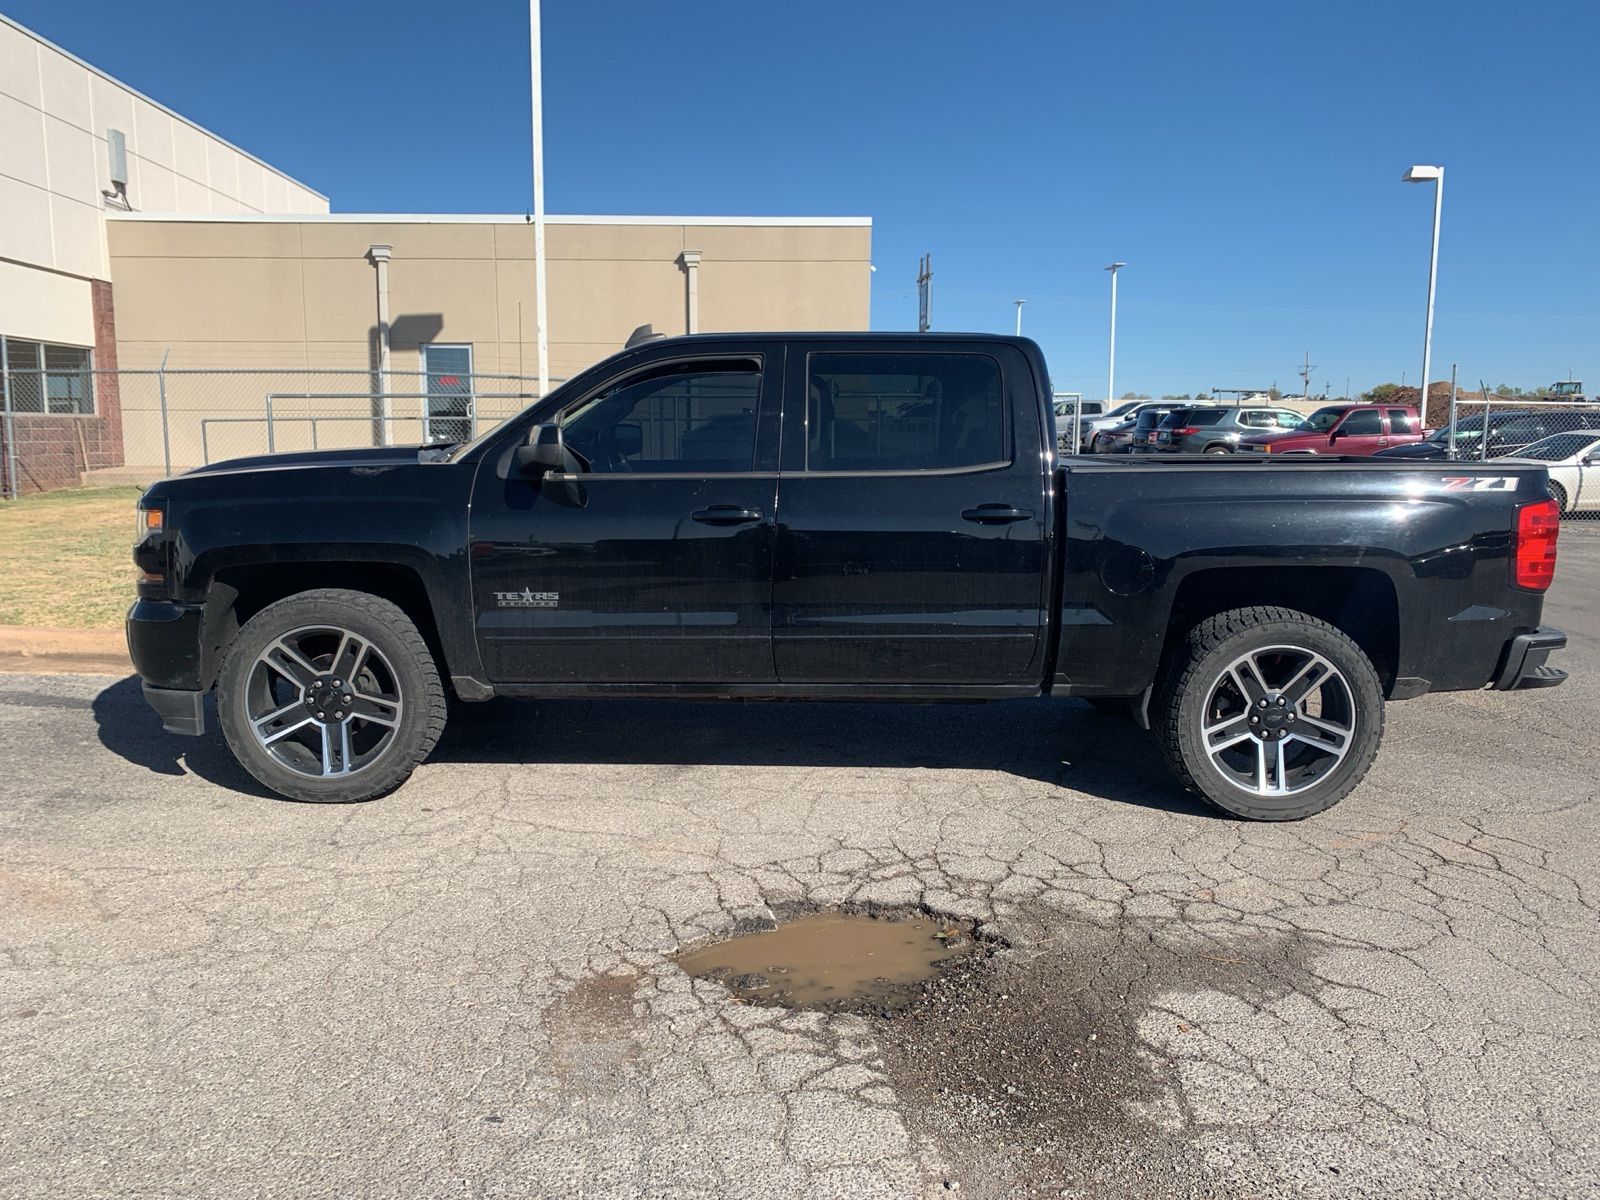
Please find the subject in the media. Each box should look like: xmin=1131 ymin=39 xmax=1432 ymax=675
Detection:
xmin=1426 ymin=414 xmax=1487 ymax=443
xmin=1515 ymin=432 xmax=1600 ymax=462
xmin=1298 ymin=406 xmax=1349 ymax=433
xmin=1100 ymin=401 xmax=1142 ymax=421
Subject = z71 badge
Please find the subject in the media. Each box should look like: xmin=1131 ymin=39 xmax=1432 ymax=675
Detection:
xmin=494 ymin=589 xmax=559 ymax=608
xmin=1440 ymin=476 xmax=1519 ymax=491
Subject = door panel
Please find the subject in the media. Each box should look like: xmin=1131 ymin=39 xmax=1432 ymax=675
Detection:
xmin=470 ymin=475 xmax=777 ymax=682
xmin=467 ymin=346 xmax=783 ymax=684
xmin=1332 ymin=409 xmax=1386 ymax=455
xmin=772 ymin=344 xmax=1050 ymax=685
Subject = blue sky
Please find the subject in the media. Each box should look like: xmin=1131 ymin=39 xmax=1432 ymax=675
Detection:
xmin=11 ymin=0 xmax=1597 ymax=397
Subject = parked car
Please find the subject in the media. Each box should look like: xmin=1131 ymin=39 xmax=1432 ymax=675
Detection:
xmin=1053 ymin=398 xmax=1106 ymax=453
xmin=1374 ymin=409 xmax=1599 ymax=461
xmin=1088 ymin=418 xmax=1139 ymax=454
xmin=1080 ymin=399 xmax=1170 ymax=451
xmin=1498 ymin=430 xmax=1600 ymax=515
xmin=129 ymin=332 xmax=1568 ymax=821
xmin=1125 ymin=404 xmax=1188 ymax=452
xmin=1239 ymin=403 xmax=1426 ymax=456
xmin=1143 ymin=405 xmax=1308 ymax=454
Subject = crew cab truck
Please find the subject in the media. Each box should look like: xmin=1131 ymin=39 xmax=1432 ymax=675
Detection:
xmin=129 ymin=334 xmax=1568 ymax=821
xmin=1240 ymin=402 xmax=1426 ymax=456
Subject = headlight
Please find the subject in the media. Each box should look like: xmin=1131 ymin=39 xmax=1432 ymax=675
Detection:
xmin=136 ymin=505 xmax=164 ymax=542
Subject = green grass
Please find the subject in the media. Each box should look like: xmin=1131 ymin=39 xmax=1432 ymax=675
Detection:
xmin=0 ymin=487 xmax=143 ymax=629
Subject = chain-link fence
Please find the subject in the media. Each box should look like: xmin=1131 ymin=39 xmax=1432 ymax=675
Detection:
xmin=1422 ymin=394 xmax=1600 ymax=521
xmin=0 ymin=364 xmax=559 ymax=497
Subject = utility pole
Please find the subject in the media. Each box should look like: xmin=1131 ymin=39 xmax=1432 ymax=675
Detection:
xmin=1013 ymin=299 xmax=1025 ymax=336
xmin=917 ymin=255 xmax=932 ymax=332
xmin=1104 ymin=262 xmax=1125 ymax=402
xmin=1299 ymin=350 xmax=1315 ymax=401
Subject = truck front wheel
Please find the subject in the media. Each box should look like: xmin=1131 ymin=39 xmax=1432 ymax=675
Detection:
xmin=1154 ymin=607 xmax=1383 ymax=820
xmin=217 ymin=588 xmax=447 ymax=803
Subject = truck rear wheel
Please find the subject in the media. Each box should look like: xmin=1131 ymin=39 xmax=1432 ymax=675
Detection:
xmin=217 ymin=589 xmax=446 ymax=803
xmin=1154 ymin=607 xmax=1383 ymax=820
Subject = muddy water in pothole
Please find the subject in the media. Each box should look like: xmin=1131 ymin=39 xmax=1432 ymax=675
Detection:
xmin=676 ymin=912 xmax=976 ymax=1010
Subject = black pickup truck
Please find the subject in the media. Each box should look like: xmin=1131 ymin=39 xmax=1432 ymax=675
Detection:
xmin=129 ymin=334 xmax=1568 ymax=820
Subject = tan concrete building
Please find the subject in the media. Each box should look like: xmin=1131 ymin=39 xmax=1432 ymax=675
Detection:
xmin=106 ymin=213 xmax=872 ymax=377
xmin=1 ymin=13 xmax=872 ymax=488
xmin=102 ymin=213 xmax=872 ymax=469
xmin=0 ymin=12 xmax=326 ymax=492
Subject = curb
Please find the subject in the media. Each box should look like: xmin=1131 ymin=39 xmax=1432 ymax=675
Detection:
xmin=0 ymin=626 xmax=132 ymax=676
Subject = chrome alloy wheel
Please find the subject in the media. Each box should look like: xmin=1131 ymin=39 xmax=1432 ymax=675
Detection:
xmin=245 ymin=626 xmax=403 ymax=778
xmin=1198 ymin=645 xmax=1355 ymax=797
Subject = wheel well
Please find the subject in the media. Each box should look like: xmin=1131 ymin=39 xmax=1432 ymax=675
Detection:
xmin=198 ymin=562 xmax=446 ymax=690
xmin=1165 ymin=566 xmax=1399 ymax=689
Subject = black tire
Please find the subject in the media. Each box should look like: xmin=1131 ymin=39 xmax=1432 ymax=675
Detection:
xmin=1548 ymin=480 xmax=1569 ymax=515
xmin=1153 ymin=607 xmax=1383 ymax=820
xmin=1204 ymin=445 xmax=1231 ymax=455
xmin=217 ymin=589 xmax=446 ymax=803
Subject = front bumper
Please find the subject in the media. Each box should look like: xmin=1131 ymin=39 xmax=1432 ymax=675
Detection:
xmin=143 ymin=683 xmax=205 ymax=736
xmin=127 ymin=598 xmax=209 ymax=734
xmin=1491 ymin=626 xmax=1568 ymax=691
xmin=126 ymin=598 xmax=206 ymax=689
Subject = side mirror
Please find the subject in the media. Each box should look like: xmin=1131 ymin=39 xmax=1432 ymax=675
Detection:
xmin=514 ymin=421 xmax=567 ymax=473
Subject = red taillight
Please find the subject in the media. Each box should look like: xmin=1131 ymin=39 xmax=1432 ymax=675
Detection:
xmin=1513 ymin=499 xmax=1560 ymax=591
xmin=1177 ymin=427 xmax=1199 ymax=436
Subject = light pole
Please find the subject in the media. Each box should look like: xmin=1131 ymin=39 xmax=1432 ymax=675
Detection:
xmin=1013 ymin=299 xmax=1026 ymax=336
xmin=1402 ymin=164 xmax=1443 ymax=421
xmin=1104 ymin=262 xmax=1125 ymax=402
xmin=529 ymin=0 xmax=549 ymax=399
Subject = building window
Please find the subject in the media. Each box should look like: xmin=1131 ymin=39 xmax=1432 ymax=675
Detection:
xmin=420 ymin=343 xmax=473 ymax=444
xmin=1 ymin=340 xmax=95 ymax=415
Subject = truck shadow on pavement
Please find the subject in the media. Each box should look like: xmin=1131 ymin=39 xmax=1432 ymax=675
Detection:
xmin=91 ymin=676 xmax=1218 ymax=817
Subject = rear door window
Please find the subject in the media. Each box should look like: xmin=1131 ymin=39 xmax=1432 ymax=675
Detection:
xmin=1387 ymin=408 xmax=1418 ymax=434
xmin=806 ymin=352 xmax=1007 ymax=471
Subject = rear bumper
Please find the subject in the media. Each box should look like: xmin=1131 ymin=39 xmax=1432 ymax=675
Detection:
xmin=1491 ymin=626 xmax=1568 ymax=691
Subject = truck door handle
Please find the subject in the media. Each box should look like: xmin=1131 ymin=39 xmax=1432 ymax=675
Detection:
xmin=691 ymin=505 xmax=763 ymax=525
xmin=962 ymin=504 xmax=1034 ymax=524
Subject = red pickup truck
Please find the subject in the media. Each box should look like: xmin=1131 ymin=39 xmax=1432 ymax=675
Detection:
xmin=1240 ymin=403 xmax=1426 ymax=455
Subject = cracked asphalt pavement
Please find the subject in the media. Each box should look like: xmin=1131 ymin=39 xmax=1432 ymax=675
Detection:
xmin=2 ymin=529 xmax=1597 ymax=1198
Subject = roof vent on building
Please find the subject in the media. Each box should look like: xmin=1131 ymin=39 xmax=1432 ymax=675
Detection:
xmin=625 ymin=323 xmax=667 ymax=348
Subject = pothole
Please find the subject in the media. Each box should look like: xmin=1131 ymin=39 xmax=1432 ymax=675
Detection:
xmin=675 ymin=908 xmax=987 ymax=1013
xmin=873 ymin=913 xmax=1328 ymax=1199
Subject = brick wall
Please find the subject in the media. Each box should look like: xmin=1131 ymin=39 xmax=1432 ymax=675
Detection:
xmin=0 ymin=281 xmax=125 ymax=496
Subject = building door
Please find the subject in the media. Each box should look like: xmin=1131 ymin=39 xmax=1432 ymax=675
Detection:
xmin=421 ymin=344 xmax=473 ymax=444
xmin=468 ymin=346 xmax=783 ymax=684
xmin=771 ymin=344 xmax=1050 ymax=685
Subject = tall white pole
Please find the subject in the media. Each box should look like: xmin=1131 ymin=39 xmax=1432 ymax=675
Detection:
xmin=530 ymin=0 xmax=549 ymax=399
xmin=1014 ymin=299 xmax=1025 ymax=336
xmin=1105 ymin=262 xmax=1125 ymax=402
xmin=1419 ymin=170 xmax=1443 ymax=417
